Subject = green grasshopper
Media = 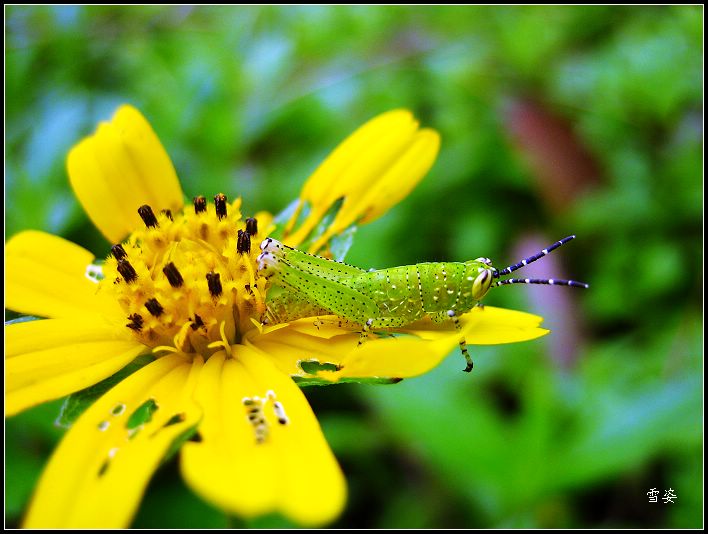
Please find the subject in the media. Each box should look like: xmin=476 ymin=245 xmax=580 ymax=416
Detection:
xmin=257 ymin=236 xmax=588 ymax=372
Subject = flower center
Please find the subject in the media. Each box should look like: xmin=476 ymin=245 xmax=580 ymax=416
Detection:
xmin=99 ymin=194 xmax=269 ymax=357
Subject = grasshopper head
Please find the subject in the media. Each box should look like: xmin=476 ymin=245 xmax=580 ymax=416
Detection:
xmin=257 ymin=237 xmax=285 ymax=273
xmin=465 ymin=257 xmax=496 ymax=301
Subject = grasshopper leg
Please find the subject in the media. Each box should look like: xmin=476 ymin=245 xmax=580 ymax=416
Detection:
xmin=447 ymin=310 xmax=473 ymax=372
xmin=357 ymin=318 xmax=374 ymax=346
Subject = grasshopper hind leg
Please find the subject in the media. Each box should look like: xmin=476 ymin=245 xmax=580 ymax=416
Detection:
xmin=446 ymin=310 xmax=473 ymax=373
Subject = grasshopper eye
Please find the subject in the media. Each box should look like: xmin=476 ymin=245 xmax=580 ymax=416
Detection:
xmin=471 ymin=269 xmax=493 ymax=300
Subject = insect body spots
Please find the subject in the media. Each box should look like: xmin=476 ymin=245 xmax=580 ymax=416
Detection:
xmin=258 ymin=236 xmax=588 ymax=372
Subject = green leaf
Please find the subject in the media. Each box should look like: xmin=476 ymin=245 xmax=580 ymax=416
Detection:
xmin=160 ymin=422 xmax=201 ymax=467
xmin=294 ymin=375 xmax=403 ymax=387
xmin=295 ymin=358 xmax=403 ymax=386
xmin=298 ymin=196 xmax=345 ymax=253
xmin=299 ymin=359 xmax=341 ymax=374
xmin=268 ymin=195 xmax=358 ymax=259
xmin=126 ymin=398 xmax=160 ymax=431
xmin=269 ymin=198 xmax=310 ymax=241
xmin=55 ymin=353 xmax=155 ymax=428
xmin=329 ymin=224 xmax=358 ymax=261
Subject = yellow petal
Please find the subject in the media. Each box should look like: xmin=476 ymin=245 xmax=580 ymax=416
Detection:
xmin=283 ymin=110 xmax=440 ymax=252
xmin=180 ymin=352 xmax=278 ymax=517
xmin=181 ymin=347 xmax=346 ymax=526
xmin=6 ymin=230 xmax=122 ymax=320
xmin=344 ymin=128 xmax=441 ymax=224
xmin=455 ymin=306 xmax=549 ymax=345
xmin=6 ymin=317 xmax=147 ymax=416
xmin=239 ymin=347 xmax=346 ymax=525
xmin=309 ymin=128 xmax=440 ymax=252
xmin=245 ymin=321 xmax=358 ymax=376
xmin=23 ymin=353 xmax=202 ymax=528
xmin=251 ymin=307 xmax=548 ymax=382
xmin=67 ymin=105 xmax=184 ymax=243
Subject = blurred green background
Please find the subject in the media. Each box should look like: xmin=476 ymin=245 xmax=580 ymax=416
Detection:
xmin=5 ymin=5 xmax=702 ymax=528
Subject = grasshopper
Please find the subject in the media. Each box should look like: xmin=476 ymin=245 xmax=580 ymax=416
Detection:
xmin=257 ymin=236 xmax=588 ymax=372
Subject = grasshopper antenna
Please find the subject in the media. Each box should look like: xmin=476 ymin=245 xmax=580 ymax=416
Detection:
xmin=494 ymin=277 xmax=588 ymax=289
xmin=493 ymin=235 xmax=589 ymax=289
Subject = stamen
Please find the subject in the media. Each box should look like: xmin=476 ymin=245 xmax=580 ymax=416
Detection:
xmin=237 ymin=229 xmax=251 ymax=254
xmin=190 ymin=314 xmax=205 ymax=330
xmin=152 ymin=344 xmax=180 ymax=355
xmin=102 ymin=190 xmax=270 ymax=360
xmin=206 ymin=271 xmax=222 ymax=298
xmin=245 ymin=217 xmax=258 ymax=236
xmin=111 ymin=244 xmax=127 ymax=260
xmin=214 ymin=193 xmax=228 ymax=220
xmin=127 ymin=313 xmax=144 ymax=331
xmin=206 ymin=321 xmax=231 ymax=354
xmin=193 ymin=196 xmax=207 ymax=214
xmin=163 ymin=262 xmax=184 ymax=288
xmin=145 ymin=297 xmax=164 ymax=317
xmin=138 ymin=205 xmax=159 ymax=228
xmin=172 ymin=322 xmax=193 ymax=353
xmin=117 ymin=259 xmax=138 ymax=283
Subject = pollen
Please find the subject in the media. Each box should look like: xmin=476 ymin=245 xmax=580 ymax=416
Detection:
xmin=99 ymin=195 xmax=269 ymax=358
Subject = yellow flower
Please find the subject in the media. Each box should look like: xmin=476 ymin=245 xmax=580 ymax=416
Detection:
xmin=5 ymin=105 xmax=548 ymax=528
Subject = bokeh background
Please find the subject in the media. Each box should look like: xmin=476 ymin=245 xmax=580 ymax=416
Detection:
xmin=5 ymin=5 xmax=703 ymax=528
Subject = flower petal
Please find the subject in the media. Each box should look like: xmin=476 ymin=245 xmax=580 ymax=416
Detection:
xmin=309 ymin=128 xmax=440 ymax=253
xmin=245 ymin=321 xmax=358 ymax=376
xmin=284 ymin=110 xmax=440 ymax=252
xmin=67 ymin=105 xmax=184 ymax=243
xmin=6 ymin=317 xmax=147 ymax=417
xmin=6 ymin=230 xmax=122 ymax=320
xmin=180 ymin=352 xmax=278 ymax=517
xmin=251 ymin=307 xmax=548 ymax=381
xmin=180 ymin=347 xmax=346 ymax=526
xmin=23 ymin=353 xmax=202 ymax=528
xmin=453 ymin=306 xmax=549 ymax=345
